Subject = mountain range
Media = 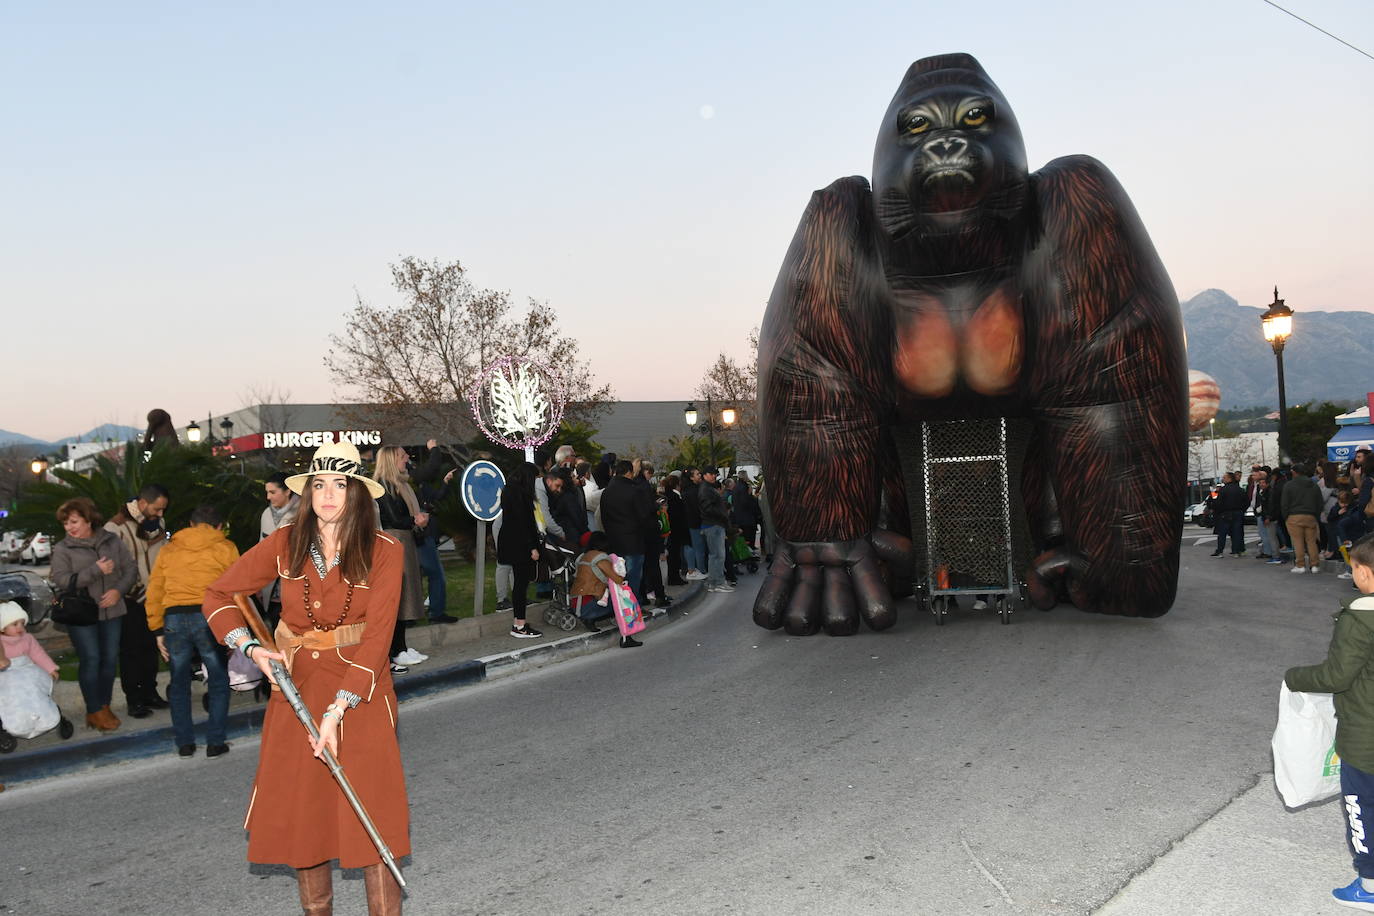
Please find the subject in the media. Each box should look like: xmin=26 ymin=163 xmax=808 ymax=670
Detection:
xmin=0 ymin=423 xmax=142 ymax=451
xmin=1182 ymin=289 xmax=1374 ymax=409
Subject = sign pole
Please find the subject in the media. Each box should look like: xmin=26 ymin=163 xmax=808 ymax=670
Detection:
xmin=474 ymin=519 xmax=487 ymax=618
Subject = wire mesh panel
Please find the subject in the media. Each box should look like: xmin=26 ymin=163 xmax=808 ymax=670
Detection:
xmin=922 ymin=419 xmax=1011 ymax=589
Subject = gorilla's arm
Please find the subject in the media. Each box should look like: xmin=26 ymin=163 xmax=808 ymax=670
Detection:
xmin=753 ymin=176 xmax=903 ymax=635
xmin=1022 ymin=155 xmax=1188 ymax=616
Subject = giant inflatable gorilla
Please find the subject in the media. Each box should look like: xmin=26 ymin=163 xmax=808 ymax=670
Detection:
xmin=753 ymin=53 xmax=1187 ymax=636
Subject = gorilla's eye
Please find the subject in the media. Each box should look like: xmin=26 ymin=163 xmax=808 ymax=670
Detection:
xmin=902 ymin=114 xmax=930 ymax=135
xmin=961 ymin=108 xmax=989 ymax=127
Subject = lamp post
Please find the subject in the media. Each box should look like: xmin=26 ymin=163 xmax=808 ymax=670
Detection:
xmin=684 ymin=398 xmax=738 ymax=474
xmin=1261 ymin=287 xmax=1294 ymax=460
xmin=1209 ymin=417 xmax=1218 ymax=481
xmin=29 ymin=456 xmax=49 ymax=477
xmin=185 ymin=420 xmax=201 ymax=443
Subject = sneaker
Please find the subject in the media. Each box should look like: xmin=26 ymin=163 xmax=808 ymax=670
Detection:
xmin=1209 ymin=551 xmax=1223 ymax=557
xmin=1339 ymin=572 xmax=1355 ymax=579
xmin=708 ymin=583 xmax=737 ymax=593
xmin=620 ymin=636 xmax=642 ymax=648
xmin=1332 ymin=877 xmax=1374 ymax=911
xmin=972 ymin=599 xmax=988 ymax=610
xmin=1309 ymin=567 xmax=1320 ymax=575
xmin=685 ymin=570 xmax=707 ymax=581
xmin=494 ymin=599 xmax=513 ymax=611
xmin=1267 ymin=558 xmax=1285 ymax=565
xmin=395 ymin=649 xmax=426 ymax=665
xmin=1231 ymin=552 xmax=1246 ymax=558
xmin=390 ymin=662 xmax=409 ymax=674
xmin=428 ymin=614 xmax=459 ymax=625
xmin=510 ymin=625 xmax=543 ymax=638
xmin=1291 ymin=566 xmax=1307 ymax=574
xmin=206 ymin=743 xmax=230 ymax=759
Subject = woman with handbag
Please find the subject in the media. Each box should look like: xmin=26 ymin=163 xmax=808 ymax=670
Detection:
xmin=201 ymin=440 xmax=409 ymax=915
xmin=48 ymin=497 xmax=136 ymax=732
xmin=372 ymin=446 xmax=428 ymax=671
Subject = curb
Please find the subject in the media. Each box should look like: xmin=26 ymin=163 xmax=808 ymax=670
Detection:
xmin=0 ymin=583 xmax=706 ymax=787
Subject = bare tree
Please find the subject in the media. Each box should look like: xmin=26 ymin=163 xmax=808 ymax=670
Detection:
xmin=325 ymin=257 xmax=612 ymax=444
xmin=238 ymin=384 xmax=297 ymax=435
xmin=695 ymin=328 xmax=760 ymax=465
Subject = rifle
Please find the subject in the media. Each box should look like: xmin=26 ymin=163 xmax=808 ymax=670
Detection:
xmin=232 ymin=593 xmax=407 ymax=888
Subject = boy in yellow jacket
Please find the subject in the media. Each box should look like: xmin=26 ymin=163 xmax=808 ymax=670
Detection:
xmin=146 ymin=504 xmax=240 ymax=758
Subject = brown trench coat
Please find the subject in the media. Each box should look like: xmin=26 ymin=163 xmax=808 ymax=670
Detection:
xmin=201 ymin=524 xmax=410 ymax=869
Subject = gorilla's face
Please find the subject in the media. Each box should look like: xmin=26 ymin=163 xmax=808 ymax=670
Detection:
xmin=873 ymin=77 xmax=1028 ymax=237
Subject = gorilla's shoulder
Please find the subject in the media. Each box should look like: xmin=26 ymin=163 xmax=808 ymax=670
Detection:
xmin=1032 ymin=154 xmax=1135 ymax=223
xmin=802 ymin=176 xmax=873 ymax=223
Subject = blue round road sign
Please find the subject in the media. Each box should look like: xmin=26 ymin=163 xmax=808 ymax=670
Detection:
xmin=460 ymin=460 xmax=505 ymax=521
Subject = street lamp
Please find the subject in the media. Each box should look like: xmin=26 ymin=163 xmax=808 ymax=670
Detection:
xmin=1209 ymin=417 xmax=1218 ymax=481
xmin=219 ymin=417 xmax=234 ymax=440
xmin=29 ymin=456 xmax=48 ymax=476
xmin=684 ymin=399 xmax=738 ymax=473
xmin=1261 ymin=287 xmax=1294 ymax=459
xmin=185 ymin=421 xmax=202 ymax=443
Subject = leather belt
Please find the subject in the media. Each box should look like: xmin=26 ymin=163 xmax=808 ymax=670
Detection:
xmin=274 ymin=621 xmax=366 ymax=672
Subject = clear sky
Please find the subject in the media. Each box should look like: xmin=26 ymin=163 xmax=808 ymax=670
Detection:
xmin=4 ymin=0 xmax=1370 ymax=441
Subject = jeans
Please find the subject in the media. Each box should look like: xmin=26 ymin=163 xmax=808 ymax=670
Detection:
xmin=622 ymin=554 xmax=644 ymax=599
xmin=163 ymin=611 xmax=228 ymax=747
xmin=1340 ymin=512 xmax=1369 ymax=546
xmin=416 ymin=537 xmax=448 ymax=619
xmin=689 ymin=528 xmax=705 ymax=573
xmin=67 ymin=616 xmax=122 ymax=714
xmin=1253 ymin=513 xmax=1274 ymax=556
xmin=703 ymin=525 xmax=726 ymax=587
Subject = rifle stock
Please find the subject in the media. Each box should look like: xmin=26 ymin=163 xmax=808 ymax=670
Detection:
xmin=232 ymin=593 xmax=277 ymax=651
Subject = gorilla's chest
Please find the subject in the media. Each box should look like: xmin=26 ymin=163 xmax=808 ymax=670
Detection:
xmin=890 ymin=280 xmax=1024 ymax=406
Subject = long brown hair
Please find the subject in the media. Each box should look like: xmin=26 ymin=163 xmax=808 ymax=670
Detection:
xmin=286 ymin=477 xmax=377 ymax=583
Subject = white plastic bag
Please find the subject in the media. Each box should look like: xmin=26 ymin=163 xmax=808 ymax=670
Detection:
xmin=1273 ymin=681 xmax=1342 ymax=808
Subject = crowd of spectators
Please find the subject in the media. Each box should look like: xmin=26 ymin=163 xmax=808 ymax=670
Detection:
xmin=1207 ymin=447 xmax=1373 ymax=579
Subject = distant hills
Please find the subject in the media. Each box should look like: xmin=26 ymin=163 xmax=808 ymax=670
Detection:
xmin=0 ymin=423 xmax=142 ymax=451
xmin=1182 ymin=289 xmax=1374 ymax=409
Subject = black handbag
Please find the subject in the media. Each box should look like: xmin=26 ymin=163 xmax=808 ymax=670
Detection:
xmin=50 ymin=574 xmax=100 ymax=626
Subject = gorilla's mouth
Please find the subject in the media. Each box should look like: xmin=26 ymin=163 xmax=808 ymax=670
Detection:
xmin=922 ymin=166 xmax=976 ymax=186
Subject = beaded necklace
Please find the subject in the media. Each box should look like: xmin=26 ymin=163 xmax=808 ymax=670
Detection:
xmin=304 ymin=538 xmax=353 ymax=631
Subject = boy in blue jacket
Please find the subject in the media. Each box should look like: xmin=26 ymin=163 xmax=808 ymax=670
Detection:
xmin=1286 ymin=534 xmax=1374 ymax=910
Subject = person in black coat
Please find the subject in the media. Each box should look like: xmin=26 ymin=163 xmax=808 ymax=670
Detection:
xmin=663 ymin=474 xmax=689 ymax=585
xmin=600 ymin=460 xmax=652 ymax=600
xmin=1210 ymin=472 xmax=1249 ymax=557
xmin=497 ymin=462 xmax=544 ymax=638
xmin=729 ymin=474 xmax=763 ymax=550
xmin=637 ymin=464 xmax=671 ymax=608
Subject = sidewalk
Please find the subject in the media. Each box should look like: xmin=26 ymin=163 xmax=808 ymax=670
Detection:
xmin=0 ymin=580 xmax=706 ymax=787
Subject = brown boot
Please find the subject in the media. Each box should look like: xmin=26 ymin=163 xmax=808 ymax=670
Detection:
xmin=100 ymin=705 xmax=121 ymax=729
xmin=362 ymin=863 xmax=402 ymax=916
xmin=295 ymin=862 xmax=333 ymax=915
xmin=85 ymin=708 xmax=118 ymax=732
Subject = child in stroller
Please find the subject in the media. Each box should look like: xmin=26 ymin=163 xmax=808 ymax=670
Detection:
xmin=0 ymin=601 xmax=74 ymax=753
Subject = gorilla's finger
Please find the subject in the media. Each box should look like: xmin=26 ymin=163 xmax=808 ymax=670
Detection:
xmin=821 ymin=566 xmax=858 ymax=636
xmin=783 ymin=564 xmax=823 ymax=636
xmin=870 ymin=529 xmax=914 ymax=568
xmin=850 ymin=552 xmax=896 ymax=631
xmin=752 ymin=544 xmax=795 ymax=630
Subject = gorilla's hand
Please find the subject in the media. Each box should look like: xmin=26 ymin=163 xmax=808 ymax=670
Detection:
xmin=752 ymin=531 xmax=911 ymax=636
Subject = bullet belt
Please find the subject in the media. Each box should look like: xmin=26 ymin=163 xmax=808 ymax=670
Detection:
xmin=274 ymin=620 xmax=366 ymax=671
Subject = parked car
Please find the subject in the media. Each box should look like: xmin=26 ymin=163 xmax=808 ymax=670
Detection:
xmin=0 ymin=530 xmax=25 ymax=563
xmin=0 ymin=570 xmax=51 ymax=625
xmin=1191 ymin=504 xmax=1256 ymax=528
xmin=19 ymin=533 xmax=51 ymax=564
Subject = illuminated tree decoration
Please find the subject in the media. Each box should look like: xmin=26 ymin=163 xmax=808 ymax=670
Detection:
xmin=469 ymin=355 xmax=566 ymax=453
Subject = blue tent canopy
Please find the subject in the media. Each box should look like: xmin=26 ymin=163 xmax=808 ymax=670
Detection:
xmin=1327 ymin=424 xmax=1374 ymax=462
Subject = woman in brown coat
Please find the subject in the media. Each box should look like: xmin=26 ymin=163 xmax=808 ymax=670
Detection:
xmin=202 ymin=441 xmax=408 ymax=915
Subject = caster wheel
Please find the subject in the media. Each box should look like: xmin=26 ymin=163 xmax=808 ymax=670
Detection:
xmin=542 ymin=606 xmax=559 ymax=627
xmin=559 ymin=611 xmax=578 ymax=632
xmin=0 ymin=730 xmax=15 ymax=754
xmin=998 ymin=597 xmax=1011 ymax=625
xmin=58 ymin=717 xmax=74 ymax=740
xmin=933 ymin=596 xmax=946 ymax=626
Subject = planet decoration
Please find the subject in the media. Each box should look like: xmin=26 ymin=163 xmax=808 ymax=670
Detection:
xmin=1188 ymin=369 xmax=1221 ymax=432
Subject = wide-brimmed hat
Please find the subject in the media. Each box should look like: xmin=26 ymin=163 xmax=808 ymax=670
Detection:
xmin=285 ymin=441 xmax=385 ymax=500
xmin=0 ymin=601 xmax=27 ymax=631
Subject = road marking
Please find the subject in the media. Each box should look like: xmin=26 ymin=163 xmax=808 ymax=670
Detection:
xmin=959 ymin=832 xmax=1014 ymax=905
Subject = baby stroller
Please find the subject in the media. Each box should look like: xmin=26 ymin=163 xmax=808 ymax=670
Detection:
xmin=0 ymin=573 xmax=74 ymax=753
xmin=540 ymin=540 xmax=580 ymax=632
xmin=728 ymin=533 xmax=760 ymax=574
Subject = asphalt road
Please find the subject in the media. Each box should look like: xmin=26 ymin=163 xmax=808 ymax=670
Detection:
xmin=0 ymin=536 xmax=1356 ymax=915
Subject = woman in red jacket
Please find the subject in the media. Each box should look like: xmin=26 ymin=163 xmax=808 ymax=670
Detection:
xmin=202 ymin=441 xmax=408 ymax=915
